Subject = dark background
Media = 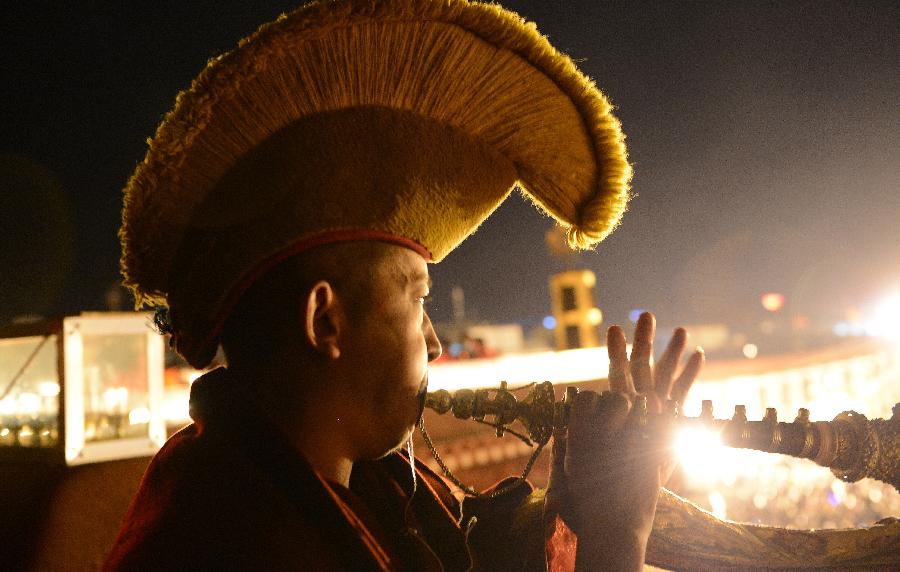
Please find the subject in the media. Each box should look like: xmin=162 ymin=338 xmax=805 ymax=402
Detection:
xmin=3 ymin=1 xmax=898 ymax=334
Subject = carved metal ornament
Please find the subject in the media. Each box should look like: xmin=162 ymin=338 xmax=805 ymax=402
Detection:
xmin=425 ymin=383 xmax=900 ymax=569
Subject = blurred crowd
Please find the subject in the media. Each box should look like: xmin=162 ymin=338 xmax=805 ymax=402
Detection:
xmin=670 ymin=453 xmax=898 ymax=529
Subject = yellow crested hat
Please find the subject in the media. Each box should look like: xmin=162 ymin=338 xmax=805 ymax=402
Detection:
xmin=120 ymin=0 xmax=632 ymax=368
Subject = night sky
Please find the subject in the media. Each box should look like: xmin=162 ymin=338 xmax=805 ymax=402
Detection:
xmin=3 ymin=1 xmax=899 ymax=335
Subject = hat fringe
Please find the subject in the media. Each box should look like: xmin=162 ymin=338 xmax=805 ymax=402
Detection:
xmin=121 ymin=0 xmax=631 ymax=309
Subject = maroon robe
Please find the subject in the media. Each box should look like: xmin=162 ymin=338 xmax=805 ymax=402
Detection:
xmin=104 ymin=369 xmax=570 ymax=570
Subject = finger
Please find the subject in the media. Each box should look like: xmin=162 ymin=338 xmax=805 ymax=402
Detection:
xmin=592 ymin=393 xmax=635 ymax=476
xmin=551 ymin=431 xmax=567 ymax=470
xmin=565 ymin=391 xmax=600 ymax=469
xmin=630 ymin=312 xmax=655 ymax=393
xmin=593 ymin=391 xmax=631 ymax=435
xmin=671 ymin=347 xmax=705 ymax=405
xmin=568 ymin=390 xmax=600 ymax=438
xmin=607 ymin=325 xmax=634 ymax=394
xmin=653 ymin=327 xmax=687 ymax=400
xmin=546 ymin=431 xmax=570 ymax=516
xmin=548 ymin=430 xmax=568 ymax=487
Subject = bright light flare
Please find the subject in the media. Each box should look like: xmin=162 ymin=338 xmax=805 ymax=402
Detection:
xmin=0 ymin=397 xmax=17 ymax=415
xmin=18 ymin=393 xmax=41 ymax=415
xmin=38 ymin=381 xmax=60 ymax=398
xmin=674 ymin=426 xmax=777 ymax=485
xmin=675 ymin=427 xmax=725 ymax=479
xmin=128 ymin=407 xmax=151 ymax=425
xmin=102 ymin=387 xmax=129 ymax=411
xmin=866 ymin=293 xmax=900 ymax=340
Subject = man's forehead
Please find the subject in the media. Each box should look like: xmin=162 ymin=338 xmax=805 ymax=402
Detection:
xmin=410 ymin=268 xmax=432 ymax=288
xmin=396 ymin=261 xmax=431 ymax=289
xmin=382 ymin=246 xmax=431 ymax=288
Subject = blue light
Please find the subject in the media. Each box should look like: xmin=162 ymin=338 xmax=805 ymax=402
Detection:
xmin=628 ymin=309 xmax=647 ymax=324
xmin=542 ymin=315 xmax=557 ymax=329
xmin=449 ymin=342 xmax=463 ymax=357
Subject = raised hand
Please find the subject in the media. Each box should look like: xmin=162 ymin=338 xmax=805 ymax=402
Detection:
xmin=607 ymin=312 xmax=703 ymax=414
xmin=546 ymin=312 xmax=704 ymax=570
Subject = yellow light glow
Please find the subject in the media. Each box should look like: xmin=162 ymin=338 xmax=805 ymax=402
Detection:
xmin=868 ymin=292 xmax=900 ymax=340
xmin=426 ymin=346 xmax=622 ymax=391
xmin=582 ymin=271 xmax=596 ymax=288
xmin=761 ymin=292 xmax=785 ymax=312
xmin=0 ymin=397 xmax=16 ymax=415
xmin=742 ymin=343 xmax=759 ymax=359
xmin=587 ymin=307 xmax=603 ymax=325
xmin=38 ymin=381 xmax=60 ymax=397
xmin=708 ymin=491 xmax=728 ymax=520
xmin=675 ymin=426 xmax=779 ymax=485
xmin=128 ymin=407 xmax=152 ymax=425
xmin=675 ymin=427 xmax=725 ymax=479
xmin=162 ymin=388 xmax=191 ymax=423
xmin=18 ymin=425 xmax=34 ymax=444
xmin=18 ymin=393 xmax=41 ymax=415
xmin=102 ymin=387 xmax=129 ymax=411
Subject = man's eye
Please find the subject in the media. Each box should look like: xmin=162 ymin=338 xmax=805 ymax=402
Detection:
xmin=419 ymin=295 xmax=433 ymax=305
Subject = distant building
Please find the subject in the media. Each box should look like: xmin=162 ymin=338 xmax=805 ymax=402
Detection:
xmin=549 ymin=269 xmax=602 ymax=350
xmin=466 ymin=323 xmax=524 ymax=355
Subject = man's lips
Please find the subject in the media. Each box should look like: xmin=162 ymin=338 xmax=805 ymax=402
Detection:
xmin=416 ymin=375 xmax=429 ymax=420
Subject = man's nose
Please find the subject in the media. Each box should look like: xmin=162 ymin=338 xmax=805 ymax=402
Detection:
xmin=423 ymin=313 xmax=442 ymax=362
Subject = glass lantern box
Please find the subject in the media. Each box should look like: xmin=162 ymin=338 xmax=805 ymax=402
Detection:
xmin=0 ymin=312 xmax=165 ymax=465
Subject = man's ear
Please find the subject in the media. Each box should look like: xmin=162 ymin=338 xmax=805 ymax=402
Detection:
xmin=303 ymin=281 xmax=342 ymax=359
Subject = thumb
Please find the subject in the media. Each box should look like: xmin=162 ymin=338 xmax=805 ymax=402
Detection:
xmin=546 ymin=431 xmax=568 ymax=512
xmin=548 ymin=430 xmax=567 ymax=487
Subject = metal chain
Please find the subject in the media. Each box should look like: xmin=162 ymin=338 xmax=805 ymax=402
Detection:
xmin=418 ymin=417 xmax=548 ymax=499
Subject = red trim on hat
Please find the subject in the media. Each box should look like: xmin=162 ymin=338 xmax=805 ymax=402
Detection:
xmin=194 ymin=229 xmax=432 ymax=362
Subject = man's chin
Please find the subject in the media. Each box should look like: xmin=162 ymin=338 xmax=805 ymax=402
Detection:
xmin=366 ymin=379 xmax=428 ymax=460
xmin=372 ymin=425 xmax=416 ymax=460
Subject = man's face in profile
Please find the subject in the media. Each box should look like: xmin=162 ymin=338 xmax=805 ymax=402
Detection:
xmin=338 ymin=245 xmax=442 ymax=458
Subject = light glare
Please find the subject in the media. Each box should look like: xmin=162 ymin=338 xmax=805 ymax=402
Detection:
xmin=867 ymin=293 xmax=900 ymax=340
xmin=761 ymin=292 xmax=785 ymax=312
xmin=38 ymin=381 xmax=60 ymax=397
xmin=18 ymin=393 xmax=41 ymax=415
xmin=708 ymin=491 xmax=728 ymax=520
xmin=742 ymin=343 xmax=759 ymax=359
xmin=675 ymin=427 xmax=724 ymax=479
xmin=0 ymin=397 xmax=17 ymax=415
xmin=128 ymin=407 xmax=152 ymax=425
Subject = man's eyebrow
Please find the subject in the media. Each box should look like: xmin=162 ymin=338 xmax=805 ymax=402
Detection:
xmin=405 ymin=269 xmax=432 ymax=289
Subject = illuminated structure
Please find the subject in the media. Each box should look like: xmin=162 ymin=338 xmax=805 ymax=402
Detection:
xmin=0 ymin=313 xmax=165 ymax=464
xmin=0 ymin=313 xmax=166 ymax=570
xmin=548 ymin=269 xmax=603 ymax=350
